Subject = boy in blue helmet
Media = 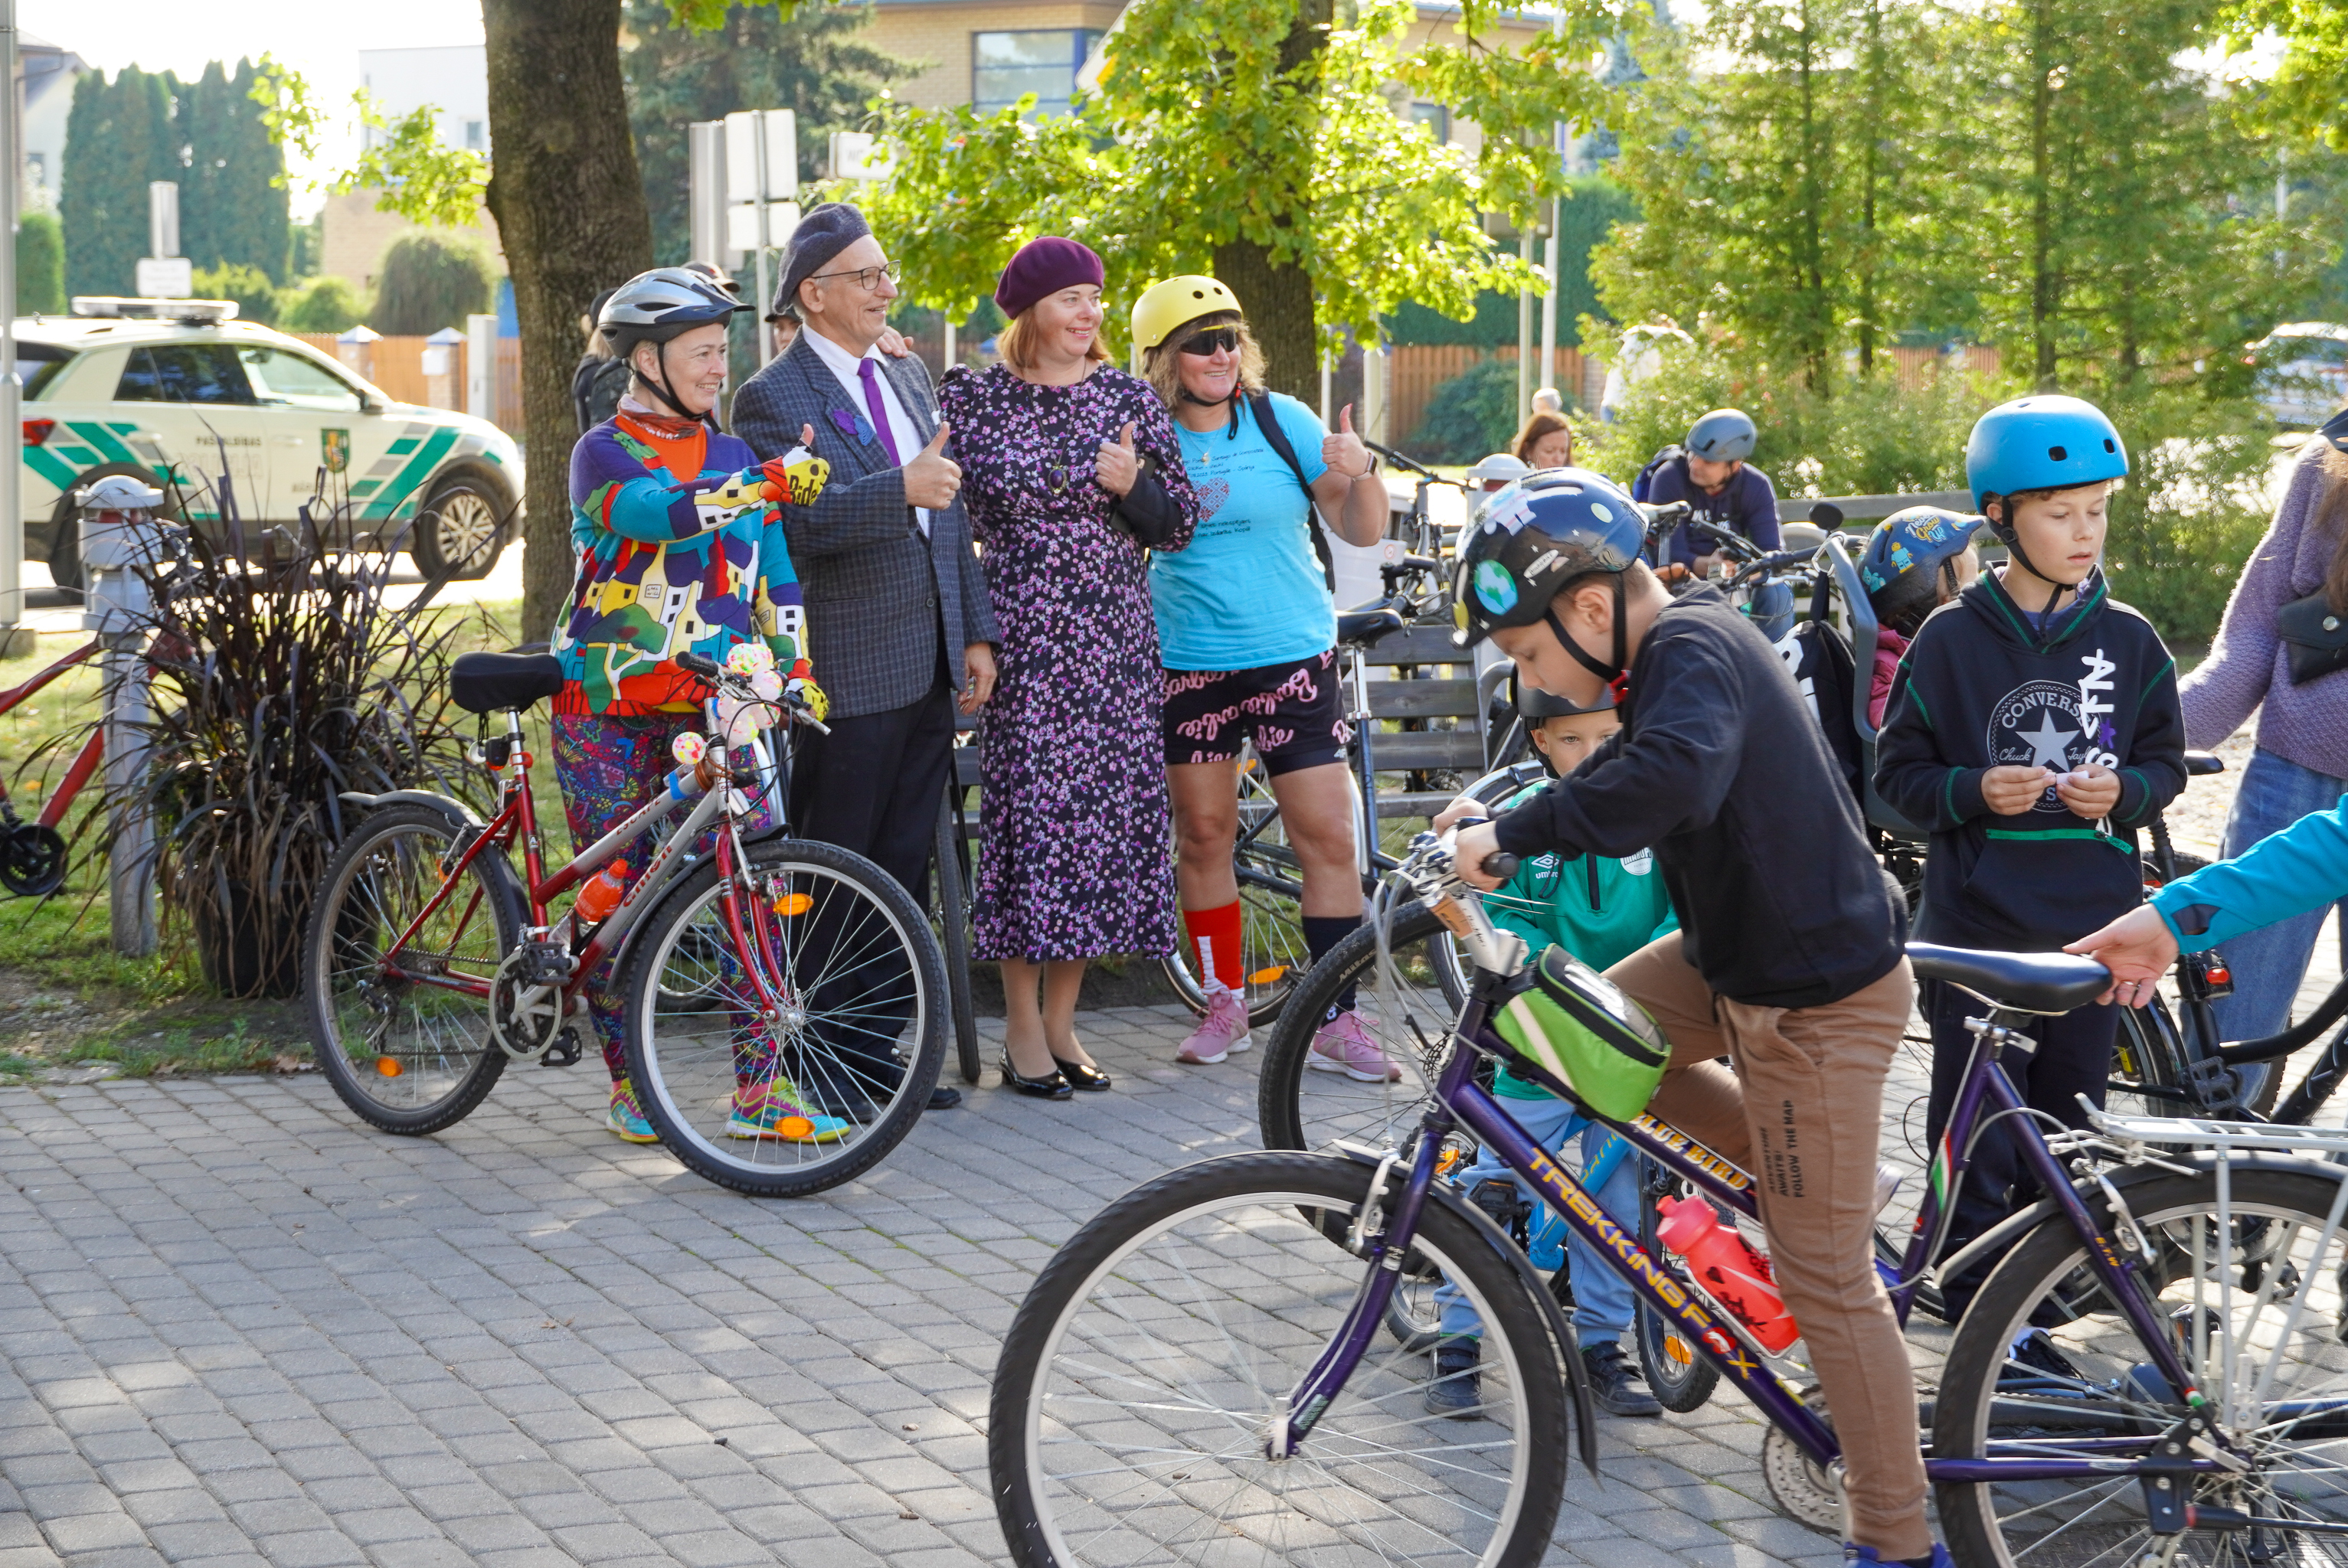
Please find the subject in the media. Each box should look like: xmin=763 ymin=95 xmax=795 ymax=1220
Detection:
xmin=1444 ymin=468 xmax=1934 ymax=1568
xmin=1875 ymin=394 xmax=2186 ymax=1320
xmin=1425 ymin=676 xmax=1676 ymax=1422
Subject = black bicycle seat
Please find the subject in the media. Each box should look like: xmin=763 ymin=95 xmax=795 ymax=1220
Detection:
xmin=1336 ymin=606 xmax=1408 ymax=646
xmin=1908 ymin=942 xmax=2111 ymax=1013
xmin=2184 ymin=750 xmax=2225 ymax=777
xmin=451 ymin=651 xmax=564 ymax=714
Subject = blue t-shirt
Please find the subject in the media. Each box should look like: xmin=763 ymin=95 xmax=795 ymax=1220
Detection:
xmin=1151 ymin=393 xmax=1333 ymax=671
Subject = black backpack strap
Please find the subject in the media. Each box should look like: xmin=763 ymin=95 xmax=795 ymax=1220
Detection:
xmin=1246 ymin=392 xmax=1337 ymax=594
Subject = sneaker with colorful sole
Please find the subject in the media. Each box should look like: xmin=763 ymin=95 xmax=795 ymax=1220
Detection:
xmin=607 ymin=1079 xmax=661 ymax=1143
xmin=728 ymin=1088 xmax=853 ymax=1144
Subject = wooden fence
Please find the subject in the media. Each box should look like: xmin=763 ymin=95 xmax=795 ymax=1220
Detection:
xmin=288 ymin=332 xmax=525 ymax=434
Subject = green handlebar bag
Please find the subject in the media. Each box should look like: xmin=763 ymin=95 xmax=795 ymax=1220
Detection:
xmin=1493 ymin=945 xmax=1670 ymax=1121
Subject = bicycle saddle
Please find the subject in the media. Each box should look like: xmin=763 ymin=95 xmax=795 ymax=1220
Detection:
xmin=1907 ymin=942 xmax=2111 ymax=1014
xmin=451 ymin=651 xmax=564 ymax=714
xmin=1336 ymin=606 xmax=1408 ymax=647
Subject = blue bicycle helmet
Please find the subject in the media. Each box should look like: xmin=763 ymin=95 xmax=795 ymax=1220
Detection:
xmin=1964 ymin=395 xmax=2127 ymax=513
xmin=1452 ymin=468 xmax=1646 ymax=682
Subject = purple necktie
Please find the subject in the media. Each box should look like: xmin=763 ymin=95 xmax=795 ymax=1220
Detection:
xmin=856 ymin=358 xmax=904 ymax=467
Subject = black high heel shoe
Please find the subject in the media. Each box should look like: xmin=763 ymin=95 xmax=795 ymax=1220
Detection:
xmin=1052 ymin=1057 xmax=1112 ymax=1093
xmin=1000 ymin=1053 xmax=1074 ymax=1100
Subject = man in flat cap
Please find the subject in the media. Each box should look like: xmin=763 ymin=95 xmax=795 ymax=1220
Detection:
xmin=732 ymin=202 xmax=997 ymax=1118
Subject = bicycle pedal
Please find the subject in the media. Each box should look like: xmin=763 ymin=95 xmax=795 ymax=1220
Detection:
xmin=2182 ymin=1053 xmax=2240 ymax=1110
xmin=540 ymin=1029 xmax=584 ymax=1067
xmin=518 ymin=939 xmax=574 ymax=985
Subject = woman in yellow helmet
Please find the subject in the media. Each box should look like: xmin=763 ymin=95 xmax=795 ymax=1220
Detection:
xmin=1129 ymin=275 xmax=1394 ymax=1073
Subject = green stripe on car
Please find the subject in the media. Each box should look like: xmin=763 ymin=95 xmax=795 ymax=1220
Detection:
xmin=361 ymin=426 xmax=461 ymax=521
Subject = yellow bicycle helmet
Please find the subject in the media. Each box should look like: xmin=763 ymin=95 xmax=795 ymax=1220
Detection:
xmin=1130 ymin=275 xmax=1241 ymax=354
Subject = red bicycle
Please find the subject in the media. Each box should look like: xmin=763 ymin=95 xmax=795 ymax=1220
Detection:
xmin=301 ymin=645 xmax=949 ymax=1197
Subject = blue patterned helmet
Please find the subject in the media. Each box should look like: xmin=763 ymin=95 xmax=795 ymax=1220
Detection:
xmin=1858 ymin=507 xmax=1984 ymax=598
xmin=1451 ymin=468 xmax=1644 ymax=648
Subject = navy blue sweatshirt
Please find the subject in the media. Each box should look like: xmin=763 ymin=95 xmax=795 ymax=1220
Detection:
xmin=1493 ymin=586 xmax=1905 ymax=1010
xmin=1645 ymin=458 xmax=1782 ymax=570
xmin=1875 ymin=567 xmax=2186 ymax=949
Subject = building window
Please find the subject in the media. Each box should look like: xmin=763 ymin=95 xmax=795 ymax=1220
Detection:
xmin=1410 ymin=102 xmax=1450 ymax=142
xmin=464 ymin=120 xmax=486 ymax=151
xmin=973 ymin=29 xmax=1104 ymax=116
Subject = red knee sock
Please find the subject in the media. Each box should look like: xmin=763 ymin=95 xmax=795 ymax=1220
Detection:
xmin=1183 ymin=902 xmax=1245 ymax=995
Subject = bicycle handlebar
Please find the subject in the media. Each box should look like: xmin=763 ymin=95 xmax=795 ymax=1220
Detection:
xmin=2217 ymin=973 xmax=2348 ymax=1065
xmin=1365 ymin=440 xmax=1444 ymax=483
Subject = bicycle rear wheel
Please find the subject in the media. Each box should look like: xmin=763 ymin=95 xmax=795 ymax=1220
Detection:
xmin=1934 ymin=1165 xmax=2348 ymax=1568
xmin=622 ymin=836 xmax=948 ymax=1198
xmin=1634 ymin=1163 xmax=1722 ymax=1413
xmin=989 ymin=1149 xmax=1568 ymax=1568
xmin=302 ymin=803 xmax=524 ymax=1135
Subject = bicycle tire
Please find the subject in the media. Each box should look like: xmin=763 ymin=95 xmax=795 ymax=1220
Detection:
xmin=933 ymin=793 xmax=981 ymax=1086
xmin=1260 ymin=902 xmax=1468 ymax=1156
xmin=1634 ymin=1164 xmax=1722 ymax=1413
xmin=1934 ymin=1166 xmax=2348 ymax=1568
xmin=302 ymin=803 xmax=525 ymax=1136
xmin=989 ymin=1149 xmax=1569 ymax=1568
xmin=622 ymin=835 xmax=948 ymax=1198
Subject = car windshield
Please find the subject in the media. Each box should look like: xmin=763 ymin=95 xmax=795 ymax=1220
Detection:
xmin=17 ymin=343 xmax=67 ymax=401
xmin=237 ymin=345 xmax=364 ymax=413
xmin=116 ymin=344 xmax=255 ymax=404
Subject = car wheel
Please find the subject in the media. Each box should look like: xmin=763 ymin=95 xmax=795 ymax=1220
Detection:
xmin=412 ymin=469 xmax=509 ymax=581
xmin=47 ymin=461 xmax=179 ymax=594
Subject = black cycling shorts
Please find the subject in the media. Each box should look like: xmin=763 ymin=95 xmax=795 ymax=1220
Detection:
xmin=1162 ymin=650 xmax=1351 ymax=775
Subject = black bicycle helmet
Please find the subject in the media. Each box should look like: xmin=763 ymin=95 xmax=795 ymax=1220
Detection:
xmin=1452 ymin=468 xmax=1647 ymax=685
xmin=598 ymin=267 xmax=751 ymax=420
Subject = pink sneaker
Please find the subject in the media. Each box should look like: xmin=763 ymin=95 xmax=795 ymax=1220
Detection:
xmin=1176 ymin=985 xmax=1251 ymax=1064
xmin=1309 ymin=1010 xmax=1402 ymax=1083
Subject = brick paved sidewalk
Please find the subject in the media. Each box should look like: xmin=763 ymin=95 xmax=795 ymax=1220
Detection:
xmin=0 ymin=923 xmax=2337 ymax=1568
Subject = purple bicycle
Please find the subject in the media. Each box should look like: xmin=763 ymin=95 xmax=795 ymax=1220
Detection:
xmin=989 ymin=825 xmax=2348 ymax=1568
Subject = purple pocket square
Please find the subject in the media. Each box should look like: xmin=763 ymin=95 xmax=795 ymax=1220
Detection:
xmin=829 ymin=407 xmax=875 ymax=444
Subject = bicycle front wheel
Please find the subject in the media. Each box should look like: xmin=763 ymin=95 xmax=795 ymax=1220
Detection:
xmin=932 ymin=792 xmax=982 ymax=1086
xmin=302 ymin=803 xmax=524 ymax=1135
xmin=622 ymin=836 xmax=948 ymax=1198
xmin=1934 ymin=1166 xmax=2348 ymax=1568
xmin=989 ymin=1149 xmax=1568 ymax=1568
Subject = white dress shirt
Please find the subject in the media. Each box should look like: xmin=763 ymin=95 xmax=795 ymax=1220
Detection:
xmin=803 ymin=326 xmax=931 ymax=538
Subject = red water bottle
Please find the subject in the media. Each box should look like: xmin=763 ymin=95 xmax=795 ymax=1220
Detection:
xmin=1655 ymin=1194 xmax=1800 ymax=1352
xmin=575 ymin=860 xmax=631 ymax=924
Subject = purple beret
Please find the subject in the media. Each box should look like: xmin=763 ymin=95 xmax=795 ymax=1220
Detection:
xmin=993 ymin=237 xmax=1105 ymax=319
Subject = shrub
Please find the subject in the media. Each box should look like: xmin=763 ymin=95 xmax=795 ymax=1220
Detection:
xmin=1408 ymin=358 xmax=1522 ymax=466
xmin=371 ymin=232 xmax=495 ymax=336
xmin=280 ymin=276 xmax=365 ymax=333
xmin=18 ymin=211 xmax=63 ymax=315
xmin=191 ymin=262 xmax=279 ymax=326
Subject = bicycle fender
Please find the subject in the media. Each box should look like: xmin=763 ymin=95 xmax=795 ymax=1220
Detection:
xmin=338 ymin=789 xmax=485 ymax=829
xmin=1932 ymin=1149 xmax=2348 ymax=1289
xmin=1334 ymin=1143 xmax=1600 ymax=1477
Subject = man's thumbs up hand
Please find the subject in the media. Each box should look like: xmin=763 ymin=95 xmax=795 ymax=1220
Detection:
xmin=1324 ymin=402 xmax=1372 ymax=479
xmin=904 ymin=419 xmax=962 ymax=509
xmin=1096 ymin=420 xmax=1142 ymax=498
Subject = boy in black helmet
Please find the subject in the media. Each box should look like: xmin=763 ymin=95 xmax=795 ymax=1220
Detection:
xmin=1441 ymin=469 xmax=1939 ymax=1568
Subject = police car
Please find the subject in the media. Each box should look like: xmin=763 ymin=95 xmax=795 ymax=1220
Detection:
xmin=19 ymin=297 xmax=525 ymax=587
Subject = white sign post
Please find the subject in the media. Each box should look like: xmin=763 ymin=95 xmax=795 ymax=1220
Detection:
xmin=723 ymin=110 xmax=798 ymax=365
xmin=465 ymin=313 xmax=499 ymax=422
xmin=0 ymin=0 xmax=22 ymax=652
xmin=136 ymin=181 xmax=190 ymax=299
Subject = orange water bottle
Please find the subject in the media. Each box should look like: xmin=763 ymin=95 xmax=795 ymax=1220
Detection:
xmin=1655 ymin=1194 xmax=1799 ymax=1352
xmin=576 ymin=860 xmax=631 ymax=924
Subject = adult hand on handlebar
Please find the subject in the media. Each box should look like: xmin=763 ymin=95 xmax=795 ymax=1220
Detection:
xmin=2063 ymin=904 xmax=2179 ymax=1007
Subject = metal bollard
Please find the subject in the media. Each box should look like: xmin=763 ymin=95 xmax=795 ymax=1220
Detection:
xmin=80 ymin=478 xmax=161 ymax=958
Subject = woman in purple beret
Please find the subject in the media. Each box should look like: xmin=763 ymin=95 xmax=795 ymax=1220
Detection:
xmin=937 ymin=237 xmax=1200 ymax=1099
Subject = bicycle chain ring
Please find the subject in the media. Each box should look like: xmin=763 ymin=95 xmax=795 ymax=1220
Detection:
xmin=0 ymin=822 xmax=67 ymax=897
xmin=490 ymin=942 xmax=573 ymax=1062
xmin=1761 ymin=1386 xmax=1845 ymax=1536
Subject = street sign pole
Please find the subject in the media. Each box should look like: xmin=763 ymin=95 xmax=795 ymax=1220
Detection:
xmin=0 ymin=0 xmax=23 ymax=650
xmin=725 ymin=110 xmax=799 ymax=367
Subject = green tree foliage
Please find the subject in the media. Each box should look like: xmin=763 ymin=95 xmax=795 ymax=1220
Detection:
xmin=2219 ymin=0 xmax=2348 ymax=152
xmin=18 ymin=212 xmax=65 ymax=315
xmin=861 ymin=0 xmax=1633 ymax=399
xmin=249 ymin=57 xmax=489 ymax=230
xmin=181 ymin=60 xmax=291 ymax=283
xmin=371 ymin=233 xmax=495 ymax=335
xmin=190 ymin=263 xmax=280 ymax=325
xmin=1408 ymin=358 xmax=1524 ymax=462
xmin=289 ymin=213 xmax=324 ymax=279
xmin=60 ymin=67 xmax=177 ymax=297
xmin=280 ymin=276 xmax=365 ymax=333
xmin=622 ymin=0 xmax=917 ymax=270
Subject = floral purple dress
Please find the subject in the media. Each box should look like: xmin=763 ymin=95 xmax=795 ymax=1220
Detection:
xmin=938 ymin=363 xmax=1199 ymax=962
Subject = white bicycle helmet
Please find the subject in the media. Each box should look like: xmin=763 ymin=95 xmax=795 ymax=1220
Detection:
xmin=598 ymin=268 xmax=751 ymax=419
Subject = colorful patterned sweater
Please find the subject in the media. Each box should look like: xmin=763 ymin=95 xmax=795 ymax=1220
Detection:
xmin=554 ymin=411 xmax=807 ymax=717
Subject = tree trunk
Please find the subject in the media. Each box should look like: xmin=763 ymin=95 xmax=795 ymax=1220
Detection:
xmin=481 ymin=0 xmax=655 ymax=640
xmin=2028 ymin=0 xmax=2059 ymax=390
xmin=1856 ymin=0 xmax=1882 ymax=376
xmin=1218 ymin=0 xmax=1331 ymax=405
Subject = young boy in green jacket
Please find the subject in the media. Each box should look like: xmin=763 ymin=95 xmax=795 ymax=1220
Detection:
xmin=1427 ymin=680 xmax=1678 ymax=1419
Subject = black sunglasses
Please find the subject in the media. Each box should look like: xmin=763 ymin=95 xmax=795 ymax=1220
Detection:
xmin=1178 ymin=327 xmax=1241 ymax=357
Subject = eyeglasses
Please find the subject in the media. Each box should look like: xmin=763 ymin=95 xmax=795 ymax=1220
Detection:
xmin=1178 ymin=327 xmax=1241 ymax=357
xmin=809 ymin=260 xmax=902 ymax=291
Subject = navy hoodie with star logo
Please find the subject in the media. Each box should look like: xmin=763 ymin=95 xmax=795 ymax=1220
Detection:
xmin=1875 ymin=567 xmax=2186 ymax=950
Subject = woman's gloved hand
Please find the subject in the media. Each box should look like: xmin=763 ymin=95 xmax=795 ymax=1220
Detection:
xmin=760 ymin=441 xmax=831 ymax=506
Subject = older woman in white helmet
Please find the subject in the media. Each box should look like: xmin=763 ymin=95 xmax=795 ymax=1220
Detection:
xmin=1130 ymin=275 xmax=1395 ymax=1073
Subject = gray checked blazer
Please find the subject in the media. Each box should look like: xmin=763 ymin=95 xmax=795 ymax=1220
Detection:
xmin=729 ymin=335 xmax=999 ymax=720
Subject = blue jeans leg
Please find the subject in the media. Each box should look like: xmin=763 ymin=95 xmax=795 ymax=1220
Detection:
xmin=1433 ymin=1100 xmax=1639 ymax=1343
xmin=2207 ymin=746 xmax=2348 ymax=1044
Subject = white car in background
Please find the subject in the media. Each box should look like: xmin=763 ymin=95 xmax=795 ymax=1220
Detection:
xmin=2248 ymin=322 xmax=2348 ymax=428
xmin=18 ymin=298 xmax=523 ymax=588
